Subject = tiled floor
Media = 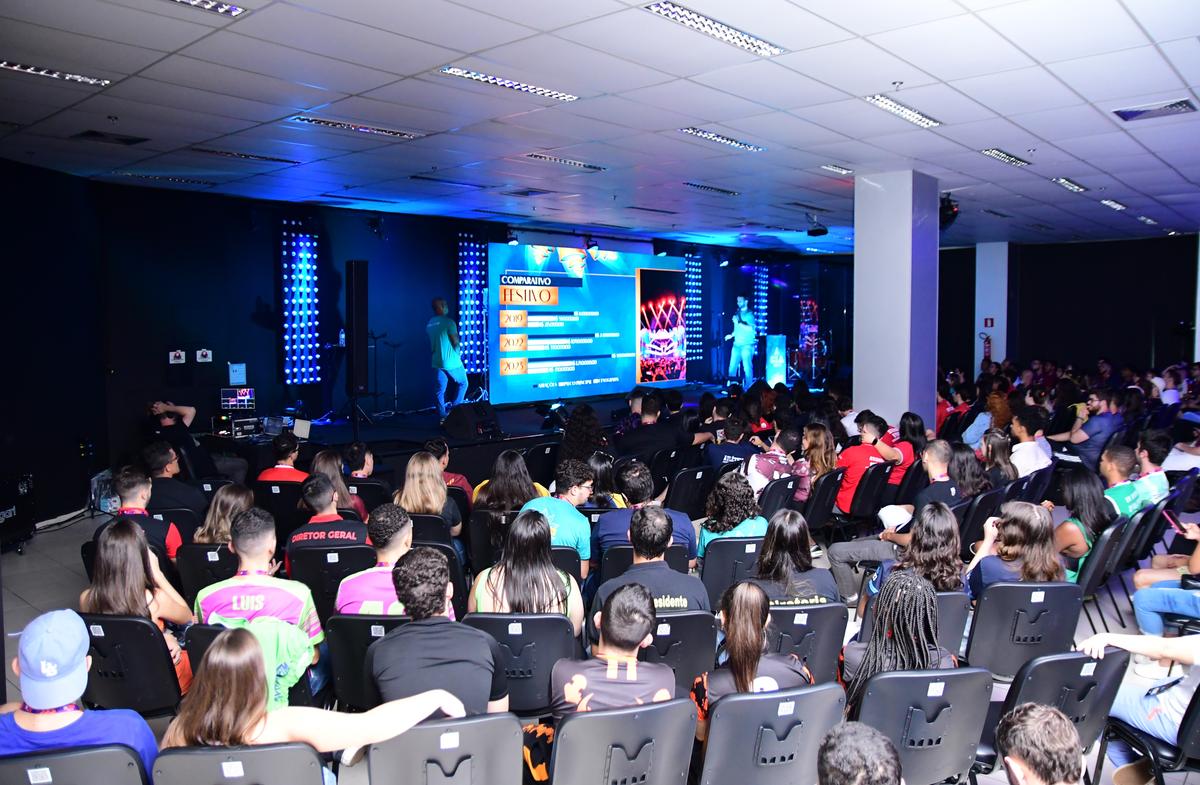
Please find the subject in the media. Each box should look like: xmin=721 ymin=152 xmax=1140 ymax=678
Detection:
xmin=1 ymin=515 xmax=1193 ymax=785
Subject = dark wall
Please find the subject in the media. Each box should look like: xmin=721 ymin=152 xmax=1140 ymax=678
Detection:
xmin=938 ymin=247 xmax=976 ymax=373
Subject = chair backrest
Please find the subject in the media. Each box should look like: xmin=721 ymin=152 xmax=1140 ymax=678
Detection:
xmin=1004 ymin=475 xmax=1031 ymax=502
xmin=938 ymin=411 xmax=964 ymax=441
xmin=638 ymin=610 xmax=718 ymax=695
xmin=855 ymin=667 xmax=993 ymax=785
xmin=759 ymin=475 xmax=800 ymax=519
xmin=1169 ymin=467 xmax=1199 ymax=515
xmin=551 ymin=699 xmax=697 ymax=785
xmin=766 ymin=603 xmax=848 ymax=684
xmin=148 ymin=507 xmax=202 ymax=543
xmin=253 ymin=481 xmax=306 ymax=542
xmin=367 ymin=713 xmax=524 ymax=785
xmin=1021 ymin=462 xmax=1056 ymax=504
xmin=895 ymin=464 xmax=930 ymax=507
xmin=411 ymin=513 xmax=452 ymax=545
xmin=577 ymin=506 xmax=608 ymax=526
xmin=1106 ymin=504 xmax=1152 ymax=576
xmin=336 ymin=506 xmax=363 ymax=522
xmin=1178 ymin=680 xmax=1200 ymax=758
xmin=190 ymin=477 xmax=232 ymax=503
xmin=699 ymin=683 xmax=846 ymax=785
xmin=1075 ymin=517 xmax=1128 ymax=597
xmin=344 ymin=478 xmax=391 ymax=512
xmin=287 ymin=545 xmax=377 ymax=624
xmin=718 ymin=459 xmax=746 ymax=478
xmin=1149 ymin=401 xmax=1180 ymax=429
xmin=523 ymin=442 xmax=560 ymax=488
xmin=550 ymin=546 xmax=582 ymax=584
xmin=468 ymin=509 xmax=513 ymax=571
xmin=153 ymin=743 xmax=326 ymax=785
xmin=860 ymin=591 xmax=972 ymax=656
xmin=803 ymin=468 xmax=846 ymax=533
xmin=325 ymin=614 xmax=411 ymax=710
xmin=0 ymin=744 xmax=146 ymax=785
xmin=447 ymin=485 xmax=471 ymax=523
xmin=81 ymin=540 xmax=96 ymax=581
xmin=1004 ymin=649 xmax=1131 ymax=752
xmin=650 ymin=448 xmax=684 ymax=496
xmin=958 ymin=487 xmax=1006 ymax=560
xmin=1129 ymin=492 xmax=1176 ymax=565
xmin=78 ymin=613 xmax=181 ymax=717
xmin=418 ymin=541 xmax=469 ymax=621
xmin=181 ymin=624 xmax=226 ymax=676
xmin=663 ymin=465 xmax=716 ymax=521
xmin=700 ymin=537 xmax=762 ymax=607
xmin=462 ymin=613 xmax=577 ymax=715
xmin=175 ymin=542 xmax=239 ymax=605
xmin=847 ymin=462 xmax=893 ymax=519
xmin=965 ymin=582 xmax=1083 ymax=679
xmin=600 ymin=544 xmax=689 ymax=584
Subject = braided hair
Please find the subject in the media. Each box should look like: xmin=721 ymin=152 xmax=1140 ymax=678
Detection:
xmin=846 ymin=570 xmax=941 ymax=711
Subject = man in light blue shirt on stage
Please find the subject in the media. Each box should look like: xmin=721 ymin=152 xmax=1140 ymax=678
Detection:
xmin=427 ymin=297 xmax=467 ymax=419
xmin=725 ymin=294 xmax=756 ymax=387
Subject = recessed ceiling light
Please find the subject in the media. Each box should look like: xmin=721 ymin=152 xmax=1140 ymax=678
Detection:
xmin=439 ymin=66 xmax=577 ymax=102
xmin=0 ymin=60 xmax=110 ymax=87
xmin=1099 ymin=198 xmax=1127 ymax=211
xmin=863 ymin=94 xmax=940 ymax=128
xmin=164 ymin=0 xmax=247 ymax=17
xmin=192 ymin=147 xmax=299 ymax=164
xmin=524 ymin=152 xmax=606 ymax=171
xmin=980 ymin=148 xmax=1031 ymax=167
xmin=804 ymin=247 xmax=835 ymax=254
xmin=820 ymin=164 xmax=854 ymax=175
xmin=1137 ymin=215 xmax=1158 ymax=225
xmin=680 ymin=127 xmax=764 ymax=151
xmin=115 ymin=172 xmax=216 ymax=186
xmin=1167 ymin=230 xmax=1181 ymax=236
xmin=644 ymin=1 xmax=783 ymax=57
xmin=290 ymin=116 xmax=423 ymax=140
xmin=1050 ymin=177 xmax=1088 ymax=193
xmin=1030 ymin=223 xmax=1055 ymax=232
xmin=684 ymin=181 xmax=741 ymax=196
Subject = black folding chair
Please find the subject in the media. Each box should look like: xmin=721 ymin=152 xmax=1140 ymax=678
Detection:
xmin=336 ymin=506 xmax=362 ymax=522
xmin=1021 ymin=462 xmax=1056 ymax=504
xmin=830 ymin=462 xmax=892 ymax=536
xmin=368 ymin=713 xmax=524 ymax=785
xmin=417 ymin=541 xmax=470 ymax=621
xmin=638 ymin=610 xmax=718 ymax=696
xmin=700 ymin=537 xmax=762 ymax=607
xmin=463 ymin=613 xmax=577 ymax=716
xmin=855 ymin=668 xmax=994 ymax=785
xmin=325 ymin=614 xmax=410 ymax=710
xmin=767 ymin=603 xmax=848 ymax=684
xmin=938 ymin=411 xmax=964 ymax=442
xmin=189 ymin=477 xmax=232 ymax=503
xmin=963 ymin=582 xmax=1083 ymax=680
xmin=957 ymin=487 xmax=1006 ymax=561
xmin=523 ymin=442 xmax=559 ymax=488
xmin=860 ymin=591 xmax=972 ymax=656
xmin=411 ymin=513 xmax=452 ymax=545
xmin=1097 ymin=678 xmax=1200 ymax=785
xmin=345 ymin=478 xmax=391 ymax=512
xmin=447 ymin=484 xmax=471 ymax=523
xmin=803 ymin=468 xmax=846 ymax=542
xmin=148 ymin=507 xmax=202 ymax=544
xmin=759 ymin=475 xmax=800 ymax=519
xmin=153 ymin=743 xmax=326 ymax=785
xmin=253 ymin=481 xmax=306 ymax=543
xmin=599 ymin=544 xmax=689 ymax=583
xmin=0 ymin=744 xmax=147 ymax=785
xmin=175 ymin=542 xmax=238 ymax=605
xmin=698 ymin=683 xmax=846 ymax=785
xmin=288 ymin=545 xmax=377 ymax=624
xmin=650 ymin=448 xmax=686 ymax=497
xmin=180 ymin=623 xmax=225 ymax=674
xmin=78 ymin=614 xmax=181 ymax=717
xmin=1004 ymin=476 xmax=1031 ymax=502
xmin=663 ymin=465 xmax=717 ymax=521
xmin=895 ymin=465 xmax=930 ymax=507
xmin=550 ymin=546 xmax=582 ymax=584
xmin=1075 ymin=516 xmax=1128 ymax=634
xmin=550 ymin=699 xmax=697 ymax=785
xmin=468 ymin=508 xmax=514 ymax=571
xmin=1109 ymin=503 xmax=1158 ymax=610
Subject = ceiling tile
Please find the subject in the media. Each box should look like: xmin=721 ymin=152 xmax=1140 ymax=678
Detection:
xmin=22 ymin=107 xmax=221 ymax=150
xmin=1052 ymin=131 xmax=1147 ymax=160
xmin=869 ymin=15 xmax=1034 ymax=80
xmin=1160 ymin=38 xmax=1200 ymax=88
xmin=878 ymin=83 xmax=996 ymax=125
xmin=498 ymin=107 xmax=635 ymax=143
xmin=0 ymin=19 xmax=162 ymax=77
xmin=138 ymin=56 xmax=344 ymax=110
xmin=1008 ymin=104 xmax=1119 ymax=139
xmin=863 ymin=129 xmax=970 ymax=158
xmin=950 ymin=66 xmax=1083 ymax=116
xmin=446 ymin=0 xmax=626 ymax=31
xmin=556 ymin=95 xmax=705 ymax=133
xmin=1047 ymin=46 xmax=1185 ymax=102
xmin=978 ymin=0 xmax=1147 ymax=62
xmin=788 ymin=0 xmax=965 ymax=36
xmin=719 ymin=112 xmax=847 ymax=146
xmin=801 ymin=97 xmax=929 ymax=137
xmin=775 ymin=38 xmax=938 ymax=95
xmin=105 ymin=76 xmax=296 ymax=122
xmin=70 ymin=93 xmax=258 ymax=136
xmin=1120 ymin=0 xmax=1200 ymax=42
xmin=692 ymin=61 xmax=848 ymax=110
xmin=472 ymin=36 xmax=672 ymax=95
xmin=0 ymin=0 xmax=214 ymax=51
xmin=675 ymin=0 xmax=855 ymax=50
xmin=288 ymin=0 xmax=536 ymax=52
xmin=322 ymin=96 xmax=466 ymax=134
xmin=623 ymin=80 xmax=772 ymax=123
xmin=363 ymin=77 xmax=536 ymax=124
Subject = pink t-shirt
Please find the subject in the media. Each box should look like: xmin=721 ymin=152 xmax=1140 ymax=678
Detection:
xmin=195 ymin=575 xmax=324 ymax=644
xmin=335 ymin=565 xmax=405 ymax=616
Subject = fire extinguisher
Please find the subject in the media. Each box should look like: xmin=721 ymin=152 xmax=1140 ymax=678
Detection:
xmin=979 ymin=332 xmax=992 ymax=362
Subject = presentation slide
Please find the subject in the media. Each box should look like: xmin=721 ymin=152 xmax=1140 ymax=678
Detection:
xmin=487 ymin=244 xmax=686 ymax=405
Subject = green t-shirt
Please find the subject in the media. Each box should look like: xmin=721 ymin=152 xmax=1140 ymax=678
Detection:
xmin=1104 ymin=482 xmax=1142 ymax=519
xmin=1134 ymin=471 xmax=1169 ymax=507
xmin=426 ymin=315 xmax=463 ymax=370
xmin=216 ymin=617 xmax=314 ymax=710
xmin=522 ymin=496 xmax=591 ymax=560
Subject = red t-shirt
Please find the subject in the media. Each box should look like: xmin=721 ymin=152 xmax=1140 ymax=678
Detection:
xmin=257 ymin=466 xmax=309 ymax=483
xmin=934 ymin=401 xmax=954 ymax=433
xmin=835 ymin=444 xmax=885 ymax=513
xmin=887 ymin=440 xmax=915 ymax=486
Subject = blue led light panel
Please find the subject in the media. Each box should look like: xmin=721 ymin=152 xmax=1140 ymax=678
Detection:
xmin=753 ymin=264 xmax=769 ymax=337
xmin=281 ymin=220 xmax=321 ymax=385
xmin=457 ymin=232 xmax=487 ymax=373
xmin=685 ymin=253 xmax=704 ymax=361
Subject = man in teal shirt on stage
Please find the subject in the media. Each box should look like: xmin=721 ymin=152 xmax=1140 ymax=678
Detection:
xmin=427 ymin=297 xmax=467 ymax=419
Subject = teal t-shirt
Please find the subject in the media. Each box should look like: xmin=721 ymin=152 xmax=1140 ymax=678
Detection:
xmin=522 ymin=496 xmax=591 ymax=560
xmin=1134 ymin=471 xmax=1169 ymax=506
xmin=698 ymin=515 xmax=768 ymax=558
xmin=426 ymin=315 xmax=463 ymax=370
xmin=1104 ymin=481 xmax=1142 ymax=518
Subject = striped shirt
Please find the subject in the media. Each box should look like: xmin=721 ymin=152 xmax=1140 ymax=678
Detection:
xmin=195 ymin=575 xmax=323 ymax=644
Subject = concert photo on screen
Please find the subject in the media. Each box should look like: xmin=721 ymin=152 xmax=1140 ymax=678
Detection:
xmin=636 ymin=268 xmax=686 ymax=384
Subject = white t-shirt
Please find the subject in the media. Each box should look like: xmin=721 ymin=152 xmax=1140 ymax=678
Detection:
xmin=1162 ymin=388 xmax=1181 ymax=405
xmin=1159 ymin=636 xmax=1200 ymax=723
xmin=1011 ymin=440 xmax=1052 ymax=478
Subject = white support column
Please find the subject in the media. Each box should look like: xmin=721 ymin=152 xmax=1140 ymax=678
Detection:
xmin=974 ymin=241 xmax=1009 ymax=372
xmin=852 ymin=170 xmax=940 ymax=426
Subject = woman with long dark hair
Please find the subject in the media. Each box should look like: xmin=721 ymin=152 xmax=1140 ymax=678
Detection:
xmin=468 ymin=509 xmax=584 ymax=636
xmin=866 ymin=502 xmax=964 ymax=597
xmin=311 ymin=448 xmax=365 ymax=520
xmin=965 ymin=501 xmax=1064 ymax=599
xmin=691 ymin=582 xmax=812 ymax=742
xmin=698 ymin=473 xmax=767 ymax=560
xmin=752 ymin=510 xmax=838 ymax=604
xmin=981 ymin=429 xmax=1019 ymax=489
xmin=192 ymin=483 xmax=253 ymax=544
xmin=473 ymin=450 xmax=546 ymax=509
xmin=558 ymin=404 xmax=609 ymax=463
xmin=875 ymin=411 xmax=927 ymax=498
xmin=949 ymin=442 xmax=992 ymax=499
xmin=1053 ymin=466 xmax=1115 ymax=583
xmin=586 ymin=451 xmax=627 ymax=509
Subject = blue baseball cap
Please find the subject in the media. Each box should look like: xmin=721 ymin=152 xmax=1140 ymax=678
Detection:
xmin=18 ymin=610 xmax=90 ymax=710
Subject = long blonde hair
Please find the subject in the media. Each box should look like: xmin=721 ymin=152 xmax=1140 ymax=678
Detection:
xmin=803 ymin=423 xmax=837 ymax=479
xmin=397 ymin=452 xmax=447 ymax=515
xmin=193 ymin=484 xmax=253 ymax=544
xmin=311 ymin=449 xmax=354 ymax=509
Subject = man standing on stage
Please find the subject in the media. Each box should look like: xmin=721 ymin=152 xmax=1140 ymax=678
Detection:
xmin=427 ymin=298 xmax=467 ymax=420
xmin=725 ymin=294 xmax=756 ymax=387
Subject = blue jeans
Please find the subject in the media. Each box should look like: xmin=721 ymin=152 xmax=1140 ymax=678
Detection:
xmin=1133 ymin=581 xmax=1200 ymax=635
xmin=308 ymin=641 xmax=331 ymax=696
xmin=435 ymin=366 xmax=468 ymax=418
xmin=1106 ymin=679 xmax=1182 ymax=765
xmin=728 ymin=344 xmax=754 ymax=387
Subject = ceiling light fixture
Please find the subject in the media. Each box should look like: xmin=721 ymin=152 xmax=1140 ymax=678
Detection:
xmin=1099 ymin=198 xmax=1127 ymax=211
xmin=1050 ymin=177 xmax=1088 ymax=193
xmin=0 ymin=60 xmax=110 ymax=87
xmin=439 ymin=66 xmax=577 ymax=102
xmin=115 ymin=172 xmax=215 ymax=186
xmin=192 ymin=147 xmax=299 ymax=164
xmin=679 ymin=127 xmax=765 ymax=151
xmin=164 ymin=0 xmax=247 ymax=17
xmin=1137 ymin=215 xmax=1158 ymax=225
xmin=684 ymin=181 xmax=741 ymax=196
xmin=820 ymin=164 xmax=854 ymax=175
xmin=863 ymin=94 xmax=940 ymax=128
xmin=804 ymin=247 xmax=835 ymax=254
xmin=290 ymin=115 xmax=423 ymax=140
xmin=980 ymin=148 xmax=1031 ymax=167
xmin=524 ymin=152 xmax=606 ymax=171
xmin=644 ymin=1 xmax=783 ymax=57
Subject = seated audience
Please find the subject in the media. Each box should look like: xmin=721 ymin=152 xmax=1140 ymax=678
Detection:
xmin=995 ymin=703 xmax=1085 ymax=785
xmin=344 ymin=441 xmax=390 ymax=492
xmin=1134 ymin=429 xmax=1171 ymax=505
xmin=310 ymin=448 xmax=366 ymax=520
xmin=833 ymin=414 xmax=887 ymax=514
xmin=818 ymin=722 xmax=902 ymax=785
xmin=80 ymin=520 xmax=193 ymax=693
xmin=366 ymin=547 xmax=508 ymax=714
xmin=473 ymin=449 xmax=548 ymax=505
xmin=612 ymin=387 xmax=644 ymax=439
xmin=585 ymin=451 xmax=627 ymax=509
xmin=1047 ymin=388 xmax=1123 ymax=473
xmin=1052 ymin=467 xmax=1115 ymax=583
xmin=143 ymin=440 xmax=208 ymax=518
xmin=521 ymin=459 xmax=594 ymax=577
xmin=424 ymin=437 xmax=472 ymax=504
xmin=334 ymin=503 xmax=413 ymax=615
xmin=965 ymin=502 xmax=1064 ymax=599
xmin=1100 ymin=445 xmax=1143 ymax=518
xmin=934 ymin=382 xmax=955 ymax=435
xmin=950 ymin=441 xmax=993 ymax=501
xmin=0 ymin=610 xmax=158 ymax=773
xmin=705 ymin=416 xmax=760 ymax=468
xmin=961 ymin=388 xmax=1004 ymax=450
xmin=592 ymin=460 xmax=697 ymax=567
xmin=256 ymin=432 xmax=308 ymax=482
xmin=874 ymin=412 xmax=927 ymax=499
xmin=745 ymin=427 xmax=811 ymax=504
xmin=1132 ymin=519 xmax=1200 ymax=591
xmin=750 ymin=509 xmax=838 ymax=605
xmin=692 ymin=582 xmax=813 ymax=742
xmin=469 ymin=509 xmax=584 ymax=636
xmin=191 ymin=483 xmax=253 ymax=544
xmin=148 ymin=400 xmax=245 ymax=482
xmin=286 ymin=473 xmax=370 ymax=573
xmin=696 ymin=398 xmax=734 ymax=440
xmin=397 ymin=451 xmax=464 ymax=561
xmin=698 ymin=473 xmax=768 ymax=560
xmin=588 ymin=505 xmax=710 ymax=642
xmin=843 ymin=570 xmax=957 ymax=712
xmin=804 ymin=422 xmax=839 ymax=481
xmin=865 ymin=501 xmax=966 ymax=598
xmin=93 ymin=466 xmax=183 ymax=562
xmin=616 ymin=393 xmax=704 ymax=462
xmin=982 ymin=429 xmax=1019 ymax=490
xmin=837 ymin=395 xmax=859 ymax=436
xmin=1010 ymin=405 xmax=1053 ymax=477
xmin=557 ymin=403 xmax=610 ymax=462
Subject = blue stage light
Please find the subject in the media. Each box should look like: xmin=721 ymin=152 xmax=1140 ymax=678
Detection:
xmin=282 ymin=219 xmax=321 ymax=386
xmin=685 ymin=252 xmax=704 ymax=362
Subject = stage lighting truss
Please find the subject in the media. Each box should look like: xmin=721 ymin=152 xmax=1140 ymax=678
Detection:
xmin=685 ymin=253 xmax=704 ymax=362
xmin=753 ymin=265 xmax=769 ymax=337
xmin=457 ymin=232 xmax=488 ymax=374
xmin=282 ymin=220 xmax=321 ymax=386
